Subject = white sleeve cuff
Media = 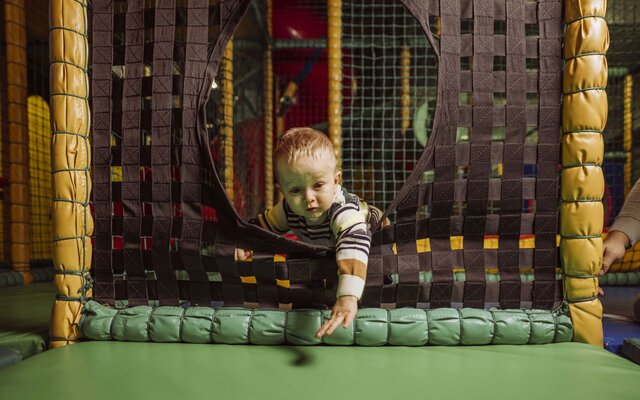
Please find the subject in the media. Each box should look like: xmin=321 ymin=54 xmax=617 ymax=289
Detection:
xmin=337 ymin=274 xmax=365 ymax=300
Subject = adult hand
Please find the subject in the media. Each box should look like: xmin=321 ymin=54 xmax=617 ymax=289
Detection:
xmin=316 ymin=295 xmax=358 ymax=338
xmin=600 ymin=230 xmax=630 ymax=296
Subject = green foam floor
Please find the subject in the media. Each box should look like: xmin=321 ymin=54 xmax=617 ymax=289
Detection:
xmin=1 ymin=341 xmax=638 ymax=400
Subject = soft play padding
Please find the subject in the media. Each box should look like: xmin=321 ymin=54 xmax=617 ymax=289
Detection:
xmin=0 ymin=346 xmax=21 ymax=369
xmin=0 ymin=283 xmax=54 ymax=358
xmin=603 ymin=316 xmax=640 ymax=354
xmin=623 ymin=338 xmax=640 ymax=365
xmin=0 ymin=268 xmax=54 ymax=288
xmin=0 ymin=271 xmax=23 ymax=287
xmin=600 ymin=271 xmax=640 ymax=286
xmin=0 ymin=342 xmax=639 ymax=400
xmin=81 ymin=301 xmax=572 ymax=346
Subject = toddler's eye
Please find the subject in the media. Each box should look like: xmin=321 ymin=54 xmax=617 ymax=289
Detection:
xmin=290 ymin=188 xmax=301 ymax=194
xmin=314 ymin=182 xmax=324 ymax=189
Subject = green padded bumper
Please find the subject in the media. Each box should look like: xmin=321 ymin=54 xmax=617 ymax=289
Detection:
xmin=600 ymin=271 xmax=640 ymax=286
xmin=80 ymin=300 xmax=572 ymax=345
xmin=0 ymin=283 xmax=54 ymax=359
xmin=0 ymin=271 xmax=24 ymax=287
xmin=0 ymin=268 xmax=55 ymax=288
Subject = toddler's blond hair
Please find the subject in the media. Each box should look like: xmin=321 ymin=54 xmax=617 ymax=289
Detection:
xmin=274 ymin=127 xmax=336 ymax=168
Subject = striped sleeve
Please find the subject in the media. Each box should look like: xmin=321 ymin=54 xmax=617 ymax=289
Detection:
xmin=331 ymin=200 xmax=372 ymax=268
xmin=257 ymin=199 xmax=290 ymax=234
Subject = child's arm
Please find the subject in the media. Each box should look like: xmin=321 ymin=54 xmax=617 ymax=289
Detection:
xmin=315 ymin=258 xmax=366 ymax=338
xmin=254 ymin=198 xmax=290 ymax=234
xmin=316 ymin=203 xmax=371 ymax=337
xmin=236 ymin=199 xmax=290 ymax=261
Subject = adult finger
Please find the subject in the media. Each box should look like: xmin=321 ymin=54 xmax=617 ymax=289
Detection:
xmin=600 ymin=248 xmax=615 ymax=276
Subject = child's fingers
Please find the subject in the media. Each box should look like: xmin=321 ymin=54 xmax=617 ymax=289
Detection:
xmin=315 ymin=324 xmax=327 ymax=338
xmin=316 ymin=313 xmax=345 ymax=338
xmin=325 ymin=314 xmax=345 ymax=336
xmin=343 ymin=312 xmax=354 ymax=328
xmin=316 ymin=316 xmax=335 ymax=338
xmin=234 ymin=249 xmax=253 ymax=261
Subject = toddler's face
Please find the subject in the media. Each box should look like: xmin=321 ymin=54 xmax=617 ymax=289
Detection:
xmin=276 ymin=154 xmax=341 ymax=223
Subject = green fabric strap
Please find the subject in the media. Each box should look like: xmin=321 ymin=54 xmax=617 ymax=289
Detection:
xmin=80 ymin=301 xmax=573 ymax=346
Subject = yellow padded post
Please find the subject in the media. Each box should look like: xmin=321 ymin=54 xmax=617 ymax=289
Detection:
xmin=327 ymin=0 xmax=342 ymax=169
xmin=221 ymin=40 xmax=234 ymax=201
xmin=264 ymin=0 xmax=274 ymax=207
xmin=49 ymin=0 xmax=93 ymax=347
xmin=563 ymin=0 xmax=609 ymax=345
xmin=4 ymin=0 xmax=31 ymax=283
xmin=400 ymin=47 xmax=410 ymax=135
xmin=623 ymin=74 xmax=632 ymax=198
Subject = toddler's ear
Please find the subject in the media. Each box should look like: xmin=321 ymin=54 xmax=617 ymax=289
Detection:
xmin=275 ymin=182 xmax=282 ymax=193
xmin=334 ymin=170 xmax=342 ymax=185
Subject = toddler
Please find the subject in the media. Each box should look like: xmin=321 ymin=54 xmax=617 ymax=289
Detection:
xmin=237 ymin=127 xmax=385 ymax=338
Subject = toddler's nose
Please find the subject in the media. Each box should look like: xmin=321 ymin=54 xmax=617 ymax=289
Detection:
xmin=305 ymin=191 xmax=315 ymax=205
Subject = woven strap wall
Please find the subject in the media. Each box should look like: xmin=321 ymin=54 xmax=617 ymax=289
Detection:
xmin=90 ymin=0 xmax=562 ymax=310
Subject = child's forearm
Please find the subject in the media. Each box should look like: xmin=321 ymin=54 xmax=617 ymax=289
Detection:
xmin=336 ymin=258 xmax=367 ymax=279
xmin=336 ymin=258 xmax=367 ymax=299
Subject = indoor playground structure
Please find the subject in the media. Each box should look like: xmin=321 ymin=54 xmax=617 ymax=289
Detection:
xmin=0 ymin=0 xmax=640 ymax=399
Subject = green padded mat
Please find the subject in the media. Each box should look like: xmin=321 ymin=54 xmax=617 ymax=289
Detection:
xmin=0 ymin=282 xmax=55 ymax=359
xmin=1 ymin=341 xmax=638 ymax=400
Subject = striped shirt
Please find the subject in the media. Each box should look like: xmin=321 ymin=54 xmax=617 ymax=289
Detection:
xmin=257 ymin=185 xmax=381 ymax=267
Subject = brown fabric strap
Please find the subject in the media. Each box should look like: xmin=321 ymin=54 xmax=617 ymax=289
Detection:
xmin=177 ymin=0 xmax=210 ymax=306
xmin=150 ymin=0 xmax=179 ymax=305
xmin=532 ymin=0 xmax=562 ymax=309
xmin=120 ymin=0 xmax=147 ymax=306
xmin=91 ymin=0 xmax=115 ymax=303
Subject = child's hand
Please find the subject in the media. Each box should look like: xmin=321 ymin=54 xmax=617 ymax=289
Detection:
xmin=316 ymin=295 xmax=358 ymax=338
xmin=600 ymin=231 xmax=630 ymax=296
xmin=235 ymin=248 xmax=253 ymax=261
